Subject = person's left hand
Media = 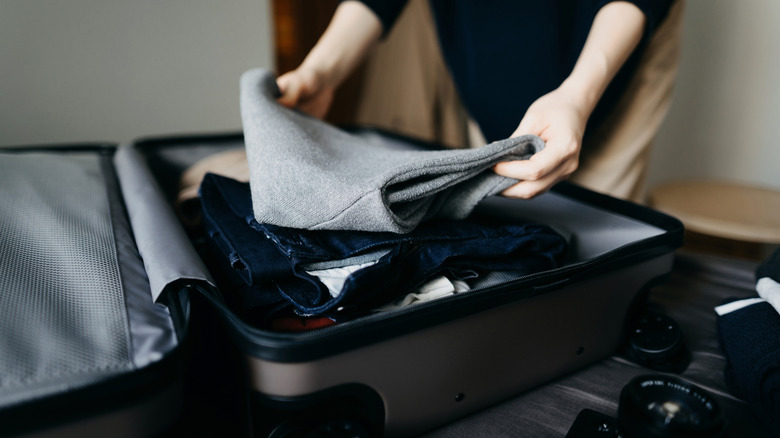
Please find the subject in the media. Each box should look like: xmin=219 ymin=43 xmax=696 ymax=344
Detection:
xmin=493 ymin=86 xmax=590 ymax=199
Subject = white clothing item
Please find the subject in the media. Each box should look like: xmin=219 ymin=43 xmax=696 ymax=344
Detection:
xmin=715 ymin=277 xmax=780 ymax=317
xmin=757 ymin=277 xmax=780 ymax=316
xmin=305 ymin=259 xmax=472 ymax=311
xmin=305 ymin=261 xmax=379 ymax=298
xmin=715 ymin=297 xmax=766 ymax=316
xmin=373 ymin=275 xmax=471 ymax=312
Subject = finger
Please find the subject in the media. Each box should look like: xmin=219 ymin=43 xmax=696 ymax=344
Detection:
xmin=494 ymin=148 xmax=562 ymax=182
xmin=276 ymin=74 xmax=302 ymax=108
xmin=496 ymin=128 xmax=580 ymax=178
xmin=500 ymin=165 xmax=570 ymax=199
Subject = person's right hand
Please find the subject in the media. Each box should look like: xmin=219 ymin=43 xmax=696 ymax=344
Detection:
xmin=276 ymin=67 xmax=335 ymax=119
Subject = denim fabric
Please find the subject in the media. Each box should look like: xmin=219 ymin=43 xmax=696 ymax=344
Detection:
xmin=198 ymin=174 xmax=291 ymax=315
xmin=200 ymin=173 xmax=567 ymax=319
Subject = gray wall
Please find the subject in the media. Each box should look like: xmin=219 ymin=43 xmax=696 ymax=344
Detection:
xmin=0 ymin=0 xmax=273 ymax=146
xmin=1 ymin=0 xmax=778 ymax=194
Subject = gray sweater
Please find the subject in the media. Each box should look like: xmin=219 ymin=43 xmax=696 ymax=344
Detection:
xmin=240 ymin=68 xmax=544 ymax=233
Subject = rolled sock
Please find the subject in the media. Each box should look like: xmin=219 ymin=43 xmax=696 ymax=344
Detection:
xmin=240 ymin=68 xmax=545 ymax=233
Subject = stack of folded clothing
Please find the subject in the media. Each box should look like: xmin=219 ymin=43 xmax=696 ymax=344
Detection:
xmin=716 ymin=248 xmax=780 ymax=435
xmin=192 ymin=67 xmax=568 ymax=331
xmin=199 ymin=173 xmax=567 ymax=329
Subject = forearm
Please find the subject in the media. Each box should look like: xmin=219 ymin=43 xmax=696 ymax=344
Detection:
xmin=498 ymin=2 xmax=647 ymax=199
xmin=558 ymin=1 xmax=646 ymax=115
xmin=299 ymin=1 xmax=383 ymax=89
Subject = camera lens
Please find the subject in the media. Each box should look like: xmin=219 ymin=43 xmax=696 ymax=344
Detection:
xmin=627 ymin=312 xmax=690 ymax=373
xmin=617 ymin=375 xmax=725 ymax=438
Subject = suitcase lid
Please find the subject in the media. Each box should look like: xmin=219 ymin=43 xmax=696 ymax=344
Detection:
xmin=113 ymin=144 xmax=216 ymax=302
xmin=0 ymin=145 xmax=190 ymax=431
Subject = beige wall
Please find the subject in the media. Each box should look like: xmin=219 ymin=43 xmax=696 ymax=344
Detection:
xmin=647 ymin=0 xmax=780 ymax=192
xmin=0 ymin=0 xmax=273 ymax=146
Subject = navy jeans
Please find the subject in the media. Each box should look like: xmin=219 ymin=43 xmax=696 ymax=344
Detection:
xmin=200 ymin=173 xmax=567 ymax=320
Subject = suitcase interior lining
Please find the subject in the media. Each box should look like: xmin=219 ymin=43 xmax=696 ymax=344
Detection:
xmin=0 ymin=149 xmax=179 ymax=409
xmin=474 ymin=194 xmax=666 ymax=264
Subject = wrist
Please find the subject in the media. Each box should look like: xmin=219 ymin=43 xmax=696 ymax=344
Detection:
xmin=298 ymin=59 xmax=337 ymax=91
xmin=556 ymin=77 xmax=600 ymax=121
xmin=558 ymin=62 xmax=607 ymax=115
xmin=299 ymin=1 xmax=382 ymax=90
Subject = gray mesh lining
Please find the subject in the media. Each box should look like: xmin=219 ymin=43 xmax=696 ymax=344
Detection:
xmin=0 ymin=152 xmax=134 ymax=407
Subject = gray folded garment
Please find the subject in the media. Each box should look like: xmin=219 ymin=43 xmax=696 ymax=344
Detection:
xmin=240 ymin=68 xmax=544 ymax=233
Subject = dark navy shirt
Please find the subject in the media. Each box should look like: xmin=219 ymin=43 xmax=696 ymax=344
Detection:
xmin=357 ymin=0 xmax=674 ymax=142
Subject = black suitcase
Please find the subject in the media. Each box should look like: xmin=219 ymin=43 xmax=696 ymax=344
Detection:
xmin=124 ymin=131 xmax=684 ymax=438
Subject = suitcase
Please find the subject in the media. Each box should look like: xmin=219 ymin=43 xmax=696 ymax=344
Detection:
xmin=123 ymin=131 xmax=684 ymax=438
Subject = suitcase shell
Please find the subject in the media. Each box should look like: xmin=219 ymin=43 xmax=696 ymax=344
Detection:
xmin=0 ymin=145 xmax=192 ymax=437
xmin=125 ymin=131 xmax=684 ymax=438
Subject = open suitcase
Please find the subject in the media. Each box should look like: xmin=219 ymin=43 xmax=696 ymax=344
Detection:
xmin=0 ymin=130 xmax=683 ymax=437
xmin=128 ymin=131 xmax=684 ymax=437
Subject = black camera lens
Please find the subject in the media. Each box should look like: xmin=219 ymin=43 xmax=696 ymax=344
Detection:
xmin=627 ymin=312 xmax=690 ymax=373
xmin=617 ymin=375 xmax=725 ymax=438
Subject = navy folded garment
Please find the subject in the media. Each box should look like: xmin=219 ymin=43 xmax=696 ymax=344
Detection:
xmin=198 ymin=174 xmax=291 ymax=314
xmin=199 ymin=173 xmax=567 ymax=319
xmin=240 ymin=68 xmax=545 ymax=233
xmin=716 ymin=249 xmax=780 ymax=435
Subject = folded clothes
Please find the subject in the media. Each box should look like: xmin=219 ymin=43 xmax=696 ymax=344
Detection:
xmin=239 ymin=68 xmax=545 ymax=233
xmin=199 ymin=173 xmax=567 ymax=320
xmin=716 ymin=248 xmax=780 ymax=435
xmin=305 ymin=258 xmax=472 ymax=310
xmin=175 ymin=148 xmax=249 ymax=230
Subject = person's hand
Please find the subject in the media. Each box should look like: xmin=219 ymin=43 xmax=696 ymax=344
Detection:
xmin=274 ymin=1 xmax=382 ymax=119
xmin=276 ymin=67 xmax=335 ymax=119
xmin=493 ymin=1 xmax=645 ymax=200
xmin=493 ymin=86 xmax=589 ymax=199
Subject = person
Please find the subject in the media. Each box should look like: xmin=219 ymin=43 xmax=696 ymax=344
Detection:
xmin=275 ymin=0 xmax=681 ymax=201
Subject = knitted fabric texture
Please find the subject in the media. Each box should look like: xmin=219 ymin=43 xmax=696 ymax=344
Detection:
xmin=240 ymin=68 xmax=544 ymax=233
